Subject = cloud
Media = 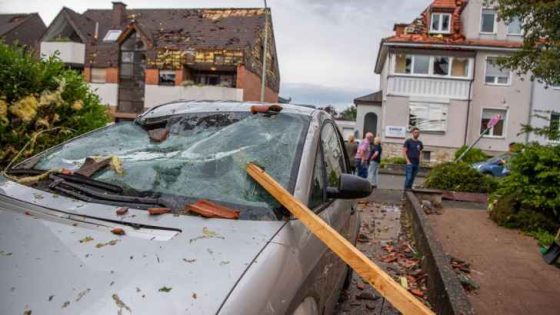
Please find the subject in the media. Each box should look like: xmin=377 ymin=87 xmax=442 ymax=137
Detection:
xmin=281 ymin=82 xmax=370 ymax=110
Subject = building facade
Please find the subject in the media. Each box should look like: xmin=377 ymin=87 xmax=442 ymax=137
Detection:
xmin=40 ymin=2 xmax=280 ymax=119
xmin=373 ymin=0 xmax=559 ymax=163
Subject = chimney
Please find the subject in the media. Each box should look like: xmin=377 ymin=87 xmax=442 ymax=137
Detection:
xmin=112 ymin=2 xmax=127 ymax=28
xmin=393 ymin=23 xmax=408 ymax=37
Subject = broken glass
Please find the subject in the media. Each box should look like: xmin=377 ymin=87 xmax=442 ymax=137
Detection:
xmin=34 ymin=112 xmax=310 ymax=220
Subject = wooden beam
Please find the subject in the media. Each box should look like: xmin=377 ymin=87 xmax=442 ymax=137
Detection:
xmin=246 ymin=163 xmax=434 ymax=315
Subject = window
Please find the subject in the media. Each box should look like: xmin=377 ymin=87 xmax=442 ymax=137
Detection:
xmin=430 ymin=13 xmax=451 ymax=33
xmin=507 ymin=16 xmax=522 ymax=35
xmin=433 ymin=57 xmax=450 ymax=76
xmin=91 ymin=68 xmax=106 ymax=83
xmin=409 ymin=102 xmax=448 ymax=132
xmin=395 ymin=54 xmax=412 ymax=74
xmin=451 ymin=58 xmax=469 ymax=77
xmin=321 ymin=123 xmax=346 ymax=188
xmin=550 ymin=112 xmax=560 ymax=142
xmin=481 ymin=109 xmax=506 ymax=137
xmin=422 ymin=151 xmax=431 ymax=162
xmin=481 ymin=8 xmax=496 ymax=33
xmin=485 ymin=57 xmax=510 ymax=85
xmin=159 ymin=70 xmax=176 ymax=86
xmin=309 ymin=147 xmax=326 ymax=209
xmin=413 ymin=55 xmax=430 ymax=74
xmin=193 ymin=71 xmax=236 ymax=87
xmin=103 ymin=30 xmax=122 ymax=42
xmin=393 ymin=54 xmax=471 ymax=78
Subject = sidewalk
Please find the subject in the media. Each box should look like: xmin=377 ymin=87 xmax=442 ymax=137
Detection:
xmin=428 ymin=205 xmax=560 ymax=315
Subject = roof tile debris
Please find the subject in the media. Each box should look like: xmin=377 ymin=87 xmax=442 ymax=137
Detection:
xmin=386 ymin=0 xmax=522 ymax=49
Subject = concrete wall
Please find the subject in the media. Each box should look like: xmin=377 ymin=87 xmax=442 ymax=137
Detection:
xmin=40 ymin=41 xmax=85 ymax=65
xmin=461 ymin=0 xmax=523 ymax=43
xmin=467 ymin=51 xmax=531 ymax=152
xmin=144 ymin=85 xmax=243 ymax=108
xmin=89 ymin=83 xmax=118 ymax=106
xmin=529 ymin=81 xmax=560 ymax=144
xmin=381 ymin=95 xmax=468 ymax=149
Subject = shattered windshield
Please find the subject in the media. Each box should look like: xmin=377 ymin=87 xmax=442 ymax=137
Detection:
xmin=33 ymin=111 xmax=310 ymax=220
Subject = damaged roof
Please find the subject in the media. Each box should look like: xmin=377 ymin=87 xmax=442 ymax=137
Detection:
xmin=82 ymin=8 xmax=266 ymax=50
xmin=0 ymin=13 xmax=46 ymax=49
xmin=375 ymin=0 xmax=523 ymax=73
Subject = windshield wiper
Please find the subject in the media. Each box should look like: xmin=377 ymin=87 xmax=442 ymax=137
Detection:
xmin=48 ymin=174 xmax=164 ymax=208
xmin=6 ymin=168 xmax=123 ymax=193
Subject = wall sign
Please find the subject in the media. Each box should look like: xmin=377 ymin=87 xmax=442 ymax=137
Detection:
xmin=385 ymin=126 xmax=407 ymax=138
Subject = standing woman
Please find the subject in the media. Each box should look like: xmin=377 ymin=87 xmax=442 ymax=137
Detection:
xmin=368 ymin=137 xmax=382 ymax=188
xmin=345 ymin=135 xmax=358 ymax=174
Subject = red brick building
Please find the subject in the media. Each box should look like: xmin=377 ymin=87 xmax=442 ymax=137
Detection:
xmin=41 ymin=2 xmax=280 ymax=119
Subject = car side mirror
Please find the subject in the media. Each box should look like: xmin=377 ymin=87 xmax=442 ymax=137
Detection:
xmin=326 ymin=174 xmax=372 ymax=199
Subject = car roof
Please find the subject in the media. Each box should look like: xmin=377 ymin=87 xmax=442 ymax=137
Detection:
xmin=138 ymin=100 xmax=317 ymax=120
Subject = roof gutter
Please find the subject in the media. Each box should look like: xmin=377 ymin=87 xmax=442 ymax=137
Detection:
xmin=382 ymin=41 xmax=521 ymax=52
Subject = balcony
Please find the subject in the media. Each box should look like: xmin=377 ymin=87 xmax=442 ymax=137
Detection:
xmin=387 ymin=76 xmax=471 ymax=100
xmin=40 ymin=41 xmax=85 ymax=65
xmin=144 ymin=85 xmax=244 ymax=108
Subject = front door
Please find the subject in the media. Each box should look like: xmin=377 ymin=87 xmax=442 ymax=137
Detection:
xmin=118 ymin=31 xmax=145 ymax=113
xmin=364 ymin=112 xmax=378 ymax=137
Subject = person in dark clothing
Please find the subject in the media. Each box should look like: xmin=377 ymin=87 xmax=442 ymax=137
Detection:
xmin=402 ymin=128 xmax=423 ymax=190
xmin=367 ymin=137 xmax=382 ymax=187
xmin=345 ymin=135 xmax=359 ymax=174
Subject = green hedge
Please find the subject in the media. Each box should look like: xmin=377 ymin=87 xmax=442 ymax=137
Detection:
xmin=489 ymin=143 xmax=560 ymax=234
xmin=454 ymin=145 xmax=489 ymax=164
xmin=424 ymin=162 xmax=498 ymax=193
xmin=0 ymin=41 xmax=109 ymax=168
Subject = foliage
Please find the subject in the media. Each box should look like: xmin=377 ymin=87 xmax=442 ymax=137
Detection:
xmin=0 ymin=41 xmax=109 ymax=169
xmin=492 ymin=0 xmax=560 ymax=85
xmin=454 ymin=145 xmax=489 ymax=164
xmin=525 ymin=229 xmax=556 ymax=248
xmin=520 ymin=114 xmax=560 ymax=142
xmin=489 ymin=143 xmax=560 ymax=233
xmin=380 ymin=156 xmax=407 ymax=167
xmin=339 ymin=105 xmax=357 ymax=121
xmin=424 ymin=162 xmax=498 ymax=193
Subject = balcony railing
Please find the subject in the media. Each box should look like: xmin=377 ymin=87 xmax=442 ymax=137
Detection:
xmin=40 ymin=41 xmax=85 ymax=65
xmin=387 ymin=76 xmax=471 ymax=100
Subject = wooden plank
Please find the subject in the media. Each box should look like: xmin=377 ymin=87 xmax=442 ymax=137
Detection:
xmin=246 ymin=163 xmax=434 ymax=315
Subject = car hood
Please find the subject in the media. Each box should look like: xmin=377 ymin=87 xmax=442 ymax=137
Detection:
xmin=0 ymin=177 xmax=286 ymax=315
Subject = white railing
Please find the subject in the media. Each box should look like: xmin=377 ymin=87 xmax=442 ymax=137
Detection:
xmin=144 ymin=85 xmax=244 ymax=108
xmin=387 ymin=76 xmax=471 ymax=100
xmin=40 ymin=41 xmax=85 ymax=65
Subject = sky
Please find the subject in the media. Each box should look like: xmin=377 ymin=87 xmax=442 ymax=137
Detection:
xmin=0 ymin=0 xmax=428 ymax=110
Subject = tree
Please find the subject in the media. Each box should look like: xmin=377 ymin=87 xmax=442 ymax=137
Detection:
xmin=492 ymin=0 xmax=560 ymax=85
xmin=339 ymin=105 xmax=357 ymax=121
xmin=0 ymin=41 xmax=109 ymax=169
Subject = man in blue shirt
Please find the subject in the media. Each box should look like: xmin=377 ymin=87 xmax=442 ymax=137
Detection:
xmin=402 ymin=128 xmax=423 ymax=190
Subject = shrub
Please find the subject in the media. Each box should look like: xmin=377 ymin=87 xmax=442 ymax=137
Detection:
xmin=454 ymin=145 xmax=489 ymax=164
xmin=0 ymin=41 xmax=109 ymax=168
xmin=381 ymin=156 xmax=407 ymax=167
xmin=489 ymin=143 xmax=560 ymax=233
xmin=424 ymin=161 xmax=497 ymax=193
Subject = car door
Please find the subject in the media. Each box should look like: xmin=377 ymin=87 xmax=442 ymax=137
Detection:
xmin=305 ymin=121 xmax=358 ymax=312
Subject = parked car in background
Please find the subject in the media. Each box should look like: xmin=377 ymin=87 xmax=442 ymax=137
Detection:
xmin=0 ymin=101 xmax=371 ymax=315
xmin=472 ymin=153 xmax=512 ymax=177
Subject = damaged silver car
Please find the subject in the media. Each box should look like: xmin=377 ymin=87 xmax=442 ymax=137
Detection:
xmin=0 ymin=101 xmax=371 ymax=314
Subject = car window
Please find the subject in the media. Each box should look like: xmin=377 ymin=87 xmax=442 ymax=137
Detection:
xmin=309 ymin=146 xmax=326 ymax=209
xmin=321 ymin=123 xmax=346 ymax=188
xmin=32 ymin=112 xmax=310 ymax=220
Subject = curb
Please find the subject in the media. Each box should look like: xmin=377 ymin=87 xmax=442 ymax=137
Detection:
xmin=404 ymin=191 xmax=475 ymax=315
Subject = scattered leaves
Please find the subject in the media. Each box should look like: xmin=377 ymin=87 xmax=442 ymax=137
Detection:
xmin=158 ymin=287 xmax=172 ymax=293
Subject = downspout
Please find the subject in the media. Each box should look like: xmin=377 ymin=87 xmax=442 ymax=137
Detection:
xmin=525 ymin=78 xmax=535 ymax=143
xmin=464 ymin=57 xmax=476 ymax=145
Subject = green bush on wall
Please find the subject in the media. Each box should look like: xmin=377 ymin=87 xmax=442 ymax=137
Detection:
xmin=424 ymin=161 xmax=497 ymax=193
xmin=0 ymin=41 xmax=109 ymax=168
xmin=454 ymin=145 xmax=489 ymax=164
